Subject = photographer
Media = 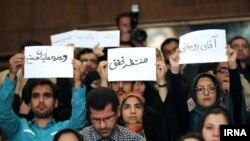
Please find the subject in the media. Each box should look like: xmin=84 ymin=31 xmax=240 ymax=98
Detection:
xmin=116 ymin=12 xmax=132 ymax=42
xmin=116 ymin=4 xmax=147 ymax=46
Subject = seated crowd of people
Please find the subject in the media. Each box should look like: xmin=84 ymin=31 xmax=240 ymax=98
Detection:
xmin=0 ymin=12 xmax=250 ymax=141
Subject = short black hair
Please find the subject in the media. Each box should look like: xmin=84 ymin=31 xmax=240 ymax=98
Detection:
xmin=86 ymin=87 xmax=119 ymax=113
xmin=115 ymin=12 xmax=131 ymax=27
xmin=53 ymin=128 xmax=83 ymax=141
xmin=19 ymin=40 xmax=43 ymax=52
xmin=160 ymin=38 xmax=179 ymax=52
xmin=23 ymin=79 xmax=58 ymax=103
xmin=120 ymin=41 xmax=135 ymax=47
xmin=229 ymin=36 xmax=249 ymax=47
xmin=76 ymin=48 xmax=95 ymax=60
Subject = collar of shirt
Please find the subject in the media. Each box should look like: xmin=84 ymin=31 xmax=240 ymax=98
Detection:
xmin=29 ymin=119 xmax=56 ymax=129
xmin=91 ymin=125 xmax=119 ymax=141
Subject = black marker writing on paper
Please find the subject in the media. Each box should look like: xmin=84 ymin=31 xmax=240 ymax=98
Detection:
xmin=53 ymin=36 xmax=72 ymax=44
xmin=180 ymin=35 xmax=218 ymax=53
xmin=26 ymin=49 xmax=68 ymax=64
xmin=109 ymin=56 xmax=148 ymax=70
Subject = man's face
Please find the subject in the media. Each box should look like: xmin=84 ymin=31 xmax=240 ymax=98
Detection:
xmin=162 ymin=41 xmax=178 ymax=63
xmin=118 ymin=16 xmax=132 ymax=33
xmin=215 ymin=62 xmax=229 ymax=93
xmin=89 ymin=103 xmax=118 ymax=138
xmin=80 ymin=53 xmax=98 ymax=74
xmin=110 ymin=81 xmax=133 ymax=98
xmin=30 ymin=85 xmax=58 ymax=119
xmin=231 ymin=38 xmax=250 ymax=61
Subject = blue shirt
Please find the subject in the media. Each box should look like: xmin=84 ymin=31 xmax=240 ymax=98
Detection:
xmin=0 ymin=76 xmax=86 ymax=141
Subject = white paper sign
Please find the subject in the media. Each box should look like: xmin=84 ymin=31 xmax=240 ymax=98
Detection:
xmin=108 ymin=47 xmax=156 ymax=81
xmin=24 ymin=46 xmax=74 ymax=78
xmin=50 ymin=30 xmax=120 ymax=48
xmin=98 ymin=30 xmax=120 ymax=47
xmin=179 ymin=29 xmax=227 ymax=64
xmin=50 ymin=31 xmax=74 ymax=46
xmin=74 ymin=30 xmax=97 ymax=47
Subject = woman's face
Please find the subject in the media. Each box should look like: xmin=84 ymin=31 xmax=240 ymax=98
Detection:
xmin=133 ymin=81 xmax=146 ymax=94
xmin=122 ymin=97 xmax=144 ymax=123
xmin=202 ymin=114 xmax=228 ymax=141
xmin=215 ymin=62 xmax=229 ymax=94
xmin=57 ymin=132 xmax=80 ymax=141
xmin=195 ymin=77 xmax=217 ymax=108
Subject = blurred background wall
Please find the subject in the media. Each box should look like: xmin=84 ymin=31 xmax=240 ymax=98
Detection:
xmin=1 ymin=0 xmax=250 ymax=70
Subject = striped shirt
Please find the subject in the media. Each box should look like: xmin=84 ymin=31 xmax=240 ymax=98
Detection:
xmin=79 ymin=125 xmax=146 ymax=141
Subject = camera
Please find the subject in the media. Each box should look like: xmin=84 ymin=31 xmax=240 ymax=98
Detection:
xmin=130 ymin=4 xmax=147 ymax=44
xmin=130 ymin=4 xmax=139 ymax=29
xmin=131 ymin=28 xmax=147 ymax=43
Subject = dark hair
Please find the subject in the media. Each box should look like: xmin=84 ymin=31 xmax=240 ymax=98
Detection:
xmin=160 ymin=38 xmax=179 ymax=53
xmin=229 ymin=36 xmax=250 ymax=47
xmin=24 ymin=79 xmax=58 ymax=103
xmin=86 ymin=87 xmax=119 ymax=113
xmin=199 ymin=107 xmax=232 ymax=132
xmin=84 ymin=71 xmax=100 ymax=93
xmin=115 ymin=12 xmax=131 ymax=27
xmin=19 ymin=40 xmax=43 ymax=51
xmin=212 ymin=63 xmax=219 ymax=74
xmin=198 ymin=63 xmax=214 ymax=74
xmin=178 ymin=132 xmax=204 ymax=141
xmin=53 ymin=128 xmax=83 ymax=141
xmin=76 ymin=48 xmax=95 ymax=60
xmin=120 ymin=41 xmax=135 ymax=47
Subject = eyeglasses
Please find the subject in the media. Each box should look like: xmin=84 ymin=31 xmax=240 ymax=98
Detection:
xmin=195 ymin=85 xmax=217 ymax=95
xmin=90 ymin=113 xmax=116 ymax=125
xmin=80 ymin=59 xmax=98 ymax=64
xmin=216 ymin=67 xmax=229 ymax=74
xmin=231 ymin=45 xmax=249 ymax=50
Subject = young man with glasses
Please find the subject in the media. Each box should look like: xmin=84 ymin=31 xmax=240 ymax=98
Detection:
xmin=79 ymin=87 xmax=145 ymax=141
xmin=229 ymin=36 xmax=250 ymax=83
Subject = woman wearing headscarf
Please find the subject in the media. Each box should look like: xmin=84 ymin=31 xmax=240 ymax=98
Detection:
xmin=169 ymin=45 xmax=246 ymax=132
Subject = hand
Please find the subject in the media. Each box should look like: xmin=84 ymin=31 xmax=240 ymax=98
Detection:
xmin=19 ymin=101 xmax=31 ymax=115
xmin=9 ymin=53 xmax=25 ymax=80
xmin=221 ymin=81 xmax=229 ymax=94
xmin=226 ymin=45 xmax=237 ymax=69
xmin=72 ymin=59 xmax=85 ymax=88
xmin=97 ymin=61 xmax=108 ymax=87
xmin=169 ymin=49 xmax=181 ymax=74
xmin=156 ymin=61 xmax=168 ymax=84
xmin=92 ymin=43 xmax=104 ymax=57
